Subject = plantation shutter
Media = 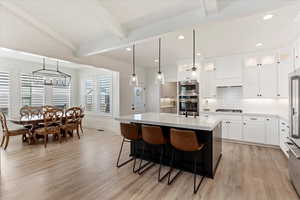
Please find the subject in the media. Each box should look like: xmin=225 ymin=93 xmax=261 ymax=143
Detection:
xmin=98 ymin=75 xmax=112 ymax=114
xmin=85 ymin=80 xmax=96 ymax=112
xmin=21 ymin=74 xmax=45 ymax=106
xmin=0 ymin=72 xmax=9 ymax=114
xmin=52 ymin=83 xmax=71 ymax=109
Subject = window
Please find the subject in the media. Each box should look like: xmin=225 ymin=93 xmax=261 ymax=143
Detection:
xmin=21 ymin=74 xmax=45 ymax=107
xmin=98 ymin=75 xmax=112 ymax=114
xmin=0 ymin=72 xmax=9 ymax=114
xmin=52 ymin=84 xmax=71 ymax=109
xmin=84 ymin=80 xmax=96 ymax=112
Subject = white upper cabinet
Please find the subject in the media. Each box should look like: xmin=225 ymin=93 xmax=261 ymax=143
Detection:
xmin=259 ymin=55 xmax=277 ymax=98
xmin=243 ymin=56 xmax=260 ymax=98
xmin=202 ymin=61 xmax=216 ymax=98
xmin=277 ymin=48 xmax=293 ymax=98
xmin=243 ymin=53 xmax=277 ymax=98
xmin=215 ymin=55 xmax=242 ymax=86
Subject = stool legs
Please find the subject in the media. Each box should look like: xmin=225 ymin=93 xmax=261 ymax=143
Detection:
xmin=138 ymin=142 xmax=155 ymax=175
xmin=193 ymin=153 xmax=205 ymax=194
xmin=158 ymin=146 xmax=170 ymax=182
xmin=168 ymin=148 xmax=183 ymax=185
xmin=116 ymin=138 xmax=138 ymax=173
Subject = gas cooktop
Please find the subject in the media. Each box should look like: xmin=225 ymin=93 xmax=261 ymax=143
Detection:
xmin=215 ymin=109 xmax=243 ymax=113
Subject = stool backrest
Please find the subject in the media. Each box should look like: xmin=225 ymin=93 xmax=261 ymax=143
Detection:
xmin=170 ymin=128 xmax=200 ymax=151
xmin=120 ymin=123 xmax=139 ymax=140
xmin=141 ymin=125 xmax=166 ymax=145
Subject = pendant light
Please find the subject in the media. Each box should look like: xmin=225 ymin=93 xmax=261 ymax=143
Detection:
xmin=191 ymin=29 xmax=197 ymax=77
xmin=156 ymin=38 xmax=165 ymax=84
xmin=129 ymin=44 xmax=138 ymax=86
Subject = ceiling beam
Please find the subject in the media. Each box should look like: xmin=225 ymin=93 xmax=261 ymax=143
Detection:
xmin=76 ymin=9 xmax=206 ymax=56
xmin=0 ymin=0 xmax=77 ymax=52
xmin=95 ymin=0 xmax=127 ymax=39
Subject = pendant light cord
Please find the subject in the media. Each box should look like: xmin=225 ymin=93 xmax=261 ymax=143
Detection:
xmin=159 ymin=38 xmax=161 ymax=73
xmin=133 ymin=44 xmax=135 ymax=75
xmin=193 ymin=29 xmax=196 ymax=69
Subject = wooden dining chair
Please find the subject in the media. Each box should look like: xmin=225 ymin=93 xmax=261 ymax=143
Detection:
xmin=0 ymin=112 xmax=30 ymax=150
xmin=33 ymin=108 xmax=63 ymax=148
xmin=61 ymin=107 xmax=82 ymax=139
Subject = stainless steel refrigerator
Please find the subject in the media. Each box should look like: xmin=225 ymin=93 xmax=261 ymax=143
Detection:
xmin=288 ymin=69 xmax=300 ymax=197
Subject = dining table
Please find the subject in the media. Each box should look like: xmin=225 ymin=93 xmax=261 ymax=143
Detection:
xmin=9 ymin=114 xmax=85 ymax=144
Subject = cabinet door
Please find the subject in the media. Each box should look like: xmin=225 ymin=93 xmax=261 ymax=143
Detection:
xmin=278 ymin=49 xmax=293 ymax=98
xmin=243 ymin=120 xmax=265 ymax=144
xmin=222 ymin=121 xmax=229 ymax=139
xmin=243 ymin=65 xmax=260 ymax=98
xmin=215 ymin=55 xmax=242 ymax=86
xmin=259 ymin=63 xmax=277 ymax=98
xmin=265 ymin=118 xmax=279 ymax=145
xmin=202 ymin=62 xmax=216 ymax=98
xmin=228 ymin=121 xmax=243 ymax=140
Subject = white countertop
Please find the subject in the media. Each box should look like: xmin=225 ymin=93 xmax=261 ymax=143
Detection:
xmin=116 ymin=112 xmax=221 ymax=131
xmin=200 ymin=111 xmax=289 ymax=122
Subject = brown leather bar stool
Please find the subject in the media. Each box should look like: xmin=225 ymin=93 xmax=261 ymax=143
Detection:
xmin=116 ymin=123 xmax=141 ymax=173
xmin=138 ymin=125 xmax=170 ymax=182
xmin=168 ymin=128 xmax=206 ymax=194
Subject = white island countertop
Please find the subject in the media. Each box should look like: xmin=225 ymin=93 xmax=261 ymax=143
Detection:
xmin=116 ymin=112 xmax=221 ymax=131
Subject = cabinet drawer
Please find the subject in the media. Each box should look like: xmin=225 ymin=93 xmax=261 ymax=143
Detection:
xmin=243 ymin=116 xmax=265 ymax=122
xmin=218 ymin=115 xmax=242 ymax=122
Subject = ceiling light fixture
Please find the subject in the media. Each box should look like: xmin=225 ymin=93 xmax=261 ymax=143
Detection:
xmin=263 ymin=14 xmax=273 ymax=20
xmin=129 ymin=45 xmax=138 ymax=86
xmin=191 ymin=29 xmax=197 ymax=77
xmin=178 ymin=35 xmax=185 ymax=40
xmin=32 ymin=58 xmax=71 ymax=87
xmin=256 ymin=43 xmax=263 ymax=47
xmin=126 ymin=47 xmax=132 ymax=51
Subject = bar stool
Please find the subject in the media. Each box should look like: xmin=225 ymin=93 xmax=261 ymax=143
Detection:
xmin=168 ymin=128 xmax=206 ymax=194
xmin=116 ymin=123 xmax=141 ymax=173
xmin=139 ymin=125 xmax=170 ymax=182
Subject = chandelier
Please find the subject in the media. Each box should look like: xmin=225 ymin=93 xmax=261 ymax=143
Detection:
xmin=32 ymin=58 xmax=71 ymax=87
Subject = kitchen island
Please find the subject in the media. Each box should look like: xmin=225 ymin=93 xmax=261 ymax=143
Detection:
xmin=116 ymin=112 xmax=222 ymax=178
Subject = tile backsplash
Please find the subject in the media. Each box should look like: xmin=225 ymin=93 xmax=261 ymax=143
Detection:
xmin=201 ymin=86 xmax=289 ymax=116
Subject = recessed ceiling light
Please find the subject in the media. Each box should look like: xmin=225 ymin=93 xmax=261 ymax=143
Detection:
xmin=196 ymin=53 xmax=201 ymax=56
xmin=154 ymin=59 xmax=159 ymax=63
xmin=178 ymin=35 xmax=185 ymax=40
xmin=126 ymin=47 xmax=132 ymax=51
xmin=263 ymin=14 xmax=273 ymax=20
xmin=256 ymin=43 xmax=263 ymax=47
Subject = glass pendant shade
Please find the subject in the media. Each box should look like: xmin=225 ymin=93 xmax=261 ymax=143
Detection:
xmin=156 ymin=71 xmax=165 ymax=85
xmin=129 ymin=73 xmax=138 ymax=86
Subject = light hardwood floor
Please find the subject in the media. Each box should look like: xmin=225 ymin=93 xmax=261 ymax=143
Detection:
xmin=0 ymin=129 xmax=299 ymax=200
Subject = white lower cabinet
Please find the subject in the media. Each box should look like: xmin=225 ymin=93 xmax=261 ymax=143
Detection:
xmin=222 ymin=119 xmax=243 ymax=140
xmin=265 ymin=117 xmax=279 ymax=145
xmin=279 ymin=120 xmax=290 ymax=158
xmin=243 ymin=116 xmax=266 ymax=144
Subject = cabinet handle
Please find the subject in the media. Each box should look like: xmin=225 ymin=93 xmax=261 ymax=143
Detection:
xmin=250 ymin=118 xmax=257 ymax=120
xmin=281 ymin=129 xmax=285 ymax=132
xmin=266 ymin=118 xmax=270 ymax=121
xmin=243 ymin=122 xmax=246 ymax=125
xmin=281 ymin=122 xmax=286 ymax=125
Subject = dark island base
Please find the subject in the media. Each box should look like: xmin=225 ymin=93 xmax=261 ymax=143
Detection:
xmin=130 ymin=122 xmax=222 ymax=179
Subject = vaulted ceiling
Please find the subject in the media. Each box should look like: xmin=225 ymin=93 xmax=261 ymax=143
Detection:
xmin=0 ymin=0 xmax=300 ymax=70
